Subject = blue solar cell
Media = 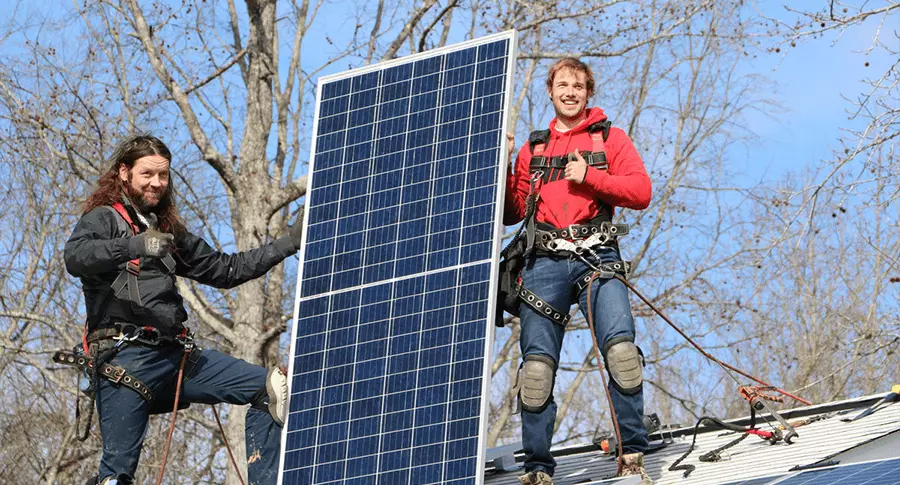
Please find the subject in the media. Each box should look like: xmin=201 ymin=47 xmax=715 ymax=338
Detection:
xmin=831 ymin=459 xmax=898 ymax=483
xmin=285 ymin=32 xmax=514 ymax=485
xmin=726 ymin=458 xmax=900 ymax=485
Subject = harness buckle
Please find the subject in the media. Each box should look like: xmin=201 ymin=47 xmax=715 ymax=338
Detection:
xmin=108 ymin=365 xmax=126 ymax=383
xmin=177 ymin=329 xmax=196 ymax=351
xmin=125 ymin=261 xmax=140 ymax=276
xmin=140 ymin=326 xmax=161 ymax=342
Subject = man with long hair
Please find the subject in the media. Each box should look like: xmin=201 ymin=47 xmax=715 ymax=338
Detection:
xmin=65 ymin=135 xmax=303 ymax=485
xmin=504 ymin=58 xmax=653 ymax=484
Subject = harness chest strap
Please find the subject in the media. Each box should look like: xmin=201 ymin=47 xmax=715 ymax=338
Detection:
xmin=528 ymin=120 xmax=611 ymax=181
xmin=52 ymin=349 xmax=154 ymax=402
xmin=107 ymin=203 xmax=177 ymax=307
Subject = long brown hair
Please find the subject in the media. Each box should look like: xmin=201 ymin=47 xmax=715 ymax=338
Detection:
xmin=82 ymin=135 xmax=186 ymax=236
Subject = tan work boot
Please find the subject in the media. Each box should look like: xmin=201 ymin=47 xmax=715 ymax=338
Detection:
xmin=618 ymin=452 xmax=653 ymax=484
xmin=518 ymin=470 xmax=553 ymax=485
xmin=266 ymin=367 xmax=288 ymax=426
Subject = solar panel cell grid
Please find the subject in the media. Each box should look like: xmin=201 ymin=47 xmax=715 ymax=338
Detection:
xmin=281 ymin=32 xmax=514 ymax=485
xmin=772 ymin=458 xmax=900 ymax=484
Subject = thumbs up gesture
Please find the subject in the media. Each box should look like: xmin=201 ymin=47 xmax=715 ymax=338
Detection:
xmin=128 ymin=213 xmax=175 ymax=259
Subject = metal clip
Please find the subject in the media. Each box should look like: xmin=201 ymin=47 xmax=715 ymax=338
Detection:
xmin=178 ymin=331 xmax=196 ymax=352
xmin=113 ymin=328 xmax=144 ymax=349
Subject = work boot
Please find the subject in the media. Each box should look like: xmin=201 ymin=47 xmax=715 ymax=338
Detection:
xmin=266 ymin=367 xmax=288 ymax=426
xmin=518 ymin=470 xmax=553 ymax=485
xmin=618 ymin=453 xmax=653 ymax=484
xmin=97 ymin=474 xmax=135 ymax=485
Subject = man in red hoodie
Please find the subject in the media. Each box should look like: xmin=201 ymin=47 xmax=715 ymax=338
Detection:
xmin=504 ymin=58 xmax=653 ymax=485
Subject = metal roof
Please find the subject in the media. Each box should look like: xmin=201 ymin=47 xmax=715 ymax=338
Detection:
xmin=484 ymin=392 xmax=900 ymax=485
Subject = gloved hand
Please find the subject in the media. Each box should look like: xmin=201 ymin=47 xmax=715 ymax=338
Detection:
xmin=127 ymin=214 xmax=175 ymax=259
xmin=287 ymin=208 xmax=305 ymax=250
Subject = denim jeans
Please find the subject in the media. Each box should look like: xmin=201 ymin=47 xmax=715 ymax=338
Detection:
xmin=95 ymin=344 xmax=281 ymax=484
xmin=518 ymin=247 xmax=649 ymax=475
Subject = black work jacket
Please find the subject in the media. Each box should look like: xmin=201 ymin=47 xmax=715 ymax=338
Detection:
xmin=64 ymin=206 xmax=296 ymax=333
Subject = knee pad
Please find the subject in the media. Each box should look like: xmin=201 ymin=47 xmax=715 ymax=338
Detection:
xmin=604 ymin=338 xmax=644 ymax=395
xmin=251 ymin=368 xmax=287 ymax=426
xmin=517 ymin=354 xmax=557 ymax=413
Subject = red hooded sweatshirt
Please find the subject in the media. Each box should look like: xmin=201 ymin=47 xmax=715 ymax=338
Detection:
xmin=504 ymin=107 xmax=651 ymax=228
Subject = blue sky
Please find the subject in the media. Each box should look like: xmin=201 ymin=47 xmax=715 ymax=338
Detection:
xmin=3 ymin=0 xmax=884 ymax=188
xmin=730 ymin=8 xmax=890 ymax=181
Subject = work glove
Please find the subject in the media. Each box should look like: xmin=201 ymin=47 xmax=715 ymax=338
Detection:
xmin=127 ymin=214 xmax=175 ymax=259
xmin=287 ymin=208 xmax=305 ymax=250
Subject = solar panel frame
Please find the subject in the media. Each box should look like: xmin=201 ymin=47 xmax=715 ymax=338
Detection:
xmin=720 ymin=475 xmax=788 ymax=485
xmin=278 ymin=30 xmax=518 ymax=485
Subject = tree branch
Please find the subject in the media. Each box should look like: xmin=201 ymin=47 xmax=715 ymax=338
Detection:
xmin=121 ymin=0 xmax=237 ymax=194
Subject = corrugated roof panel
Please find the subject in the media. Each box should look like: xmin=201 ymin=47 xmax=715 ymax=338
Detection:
xmin=485 ymin=395 xmax=900 ymax=485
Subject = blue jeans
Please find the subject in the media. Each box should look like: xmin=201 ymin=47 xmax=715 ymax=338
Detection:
xmin=518 ymin=248 xmax=648 ymax=475
xmin=94 ymin=344 xmax=281 ymax=484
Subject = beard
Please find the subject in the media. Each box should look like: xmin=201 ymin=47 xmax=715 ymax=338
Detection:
xmin=124 ymin=181 xmax=166 ymax=214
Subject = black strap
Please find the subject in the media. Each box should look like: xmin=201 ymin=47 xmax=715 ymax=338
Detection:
xmin=529 ymin=152 xmax=608 ymax=185
xmin=528 ymin=129 xmax=551 ymax=153
xmin=668 ymin=408 xmax=759 ymax=478
xmin=574 ymin=261 xmax=631 ymax=293
xmin=527 ymin=121 xmax=610 ymax=155
xmin=103 ymin=205 xmax=176 ymax=314
xmin=587 ymin=120 xmax=612 ymax=141
xmin=529 ymin=152 xmax=608 ymax=170
xmin=535 ymin=221 xmax=629 ymax=241
xmin=514 ymin=283 xmax=572 ymax=327
xmin=53 ymin=349 xmax=154 ymax=402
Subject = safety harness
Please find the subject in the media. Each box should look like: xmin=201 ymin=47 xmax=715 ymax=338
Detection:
xmin=497 ymin=120 xmax=631 ymax=328
xmin=53 ymin=202 xmax=189 ymax=441
xmin=58 ymin=202 xmax=253 ymax=485
xmin=108 ymin=202 xmax=177 ymax=316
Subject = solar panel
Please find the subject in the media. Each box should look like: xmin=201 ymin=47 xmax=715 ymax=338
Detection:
xmin=767 ymin=458 xmax=900 ymax=484
xmin=720 ymin=475 xmax=787 ymax=485
xmin=279 ymin=31 xmax=517 ymax=485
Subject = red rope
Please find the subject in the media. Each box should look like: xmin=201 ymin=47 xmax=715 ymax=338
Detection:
xmin=155 ymin=348 xmax=189 ymax=485
xmin=585 ymin=271 xmax=624 ymax=475
xmin=614 ymin=275 xmax=811 ymax=406
xmin=213 ymin=405 xmax=246 ymax=485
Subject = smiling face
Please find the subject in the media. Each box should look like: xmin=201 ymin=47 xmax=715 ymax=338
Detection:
xmin=120 ymin=154 xmax=170 ymax=212
xmin=548 ymin=67 xmax=589 ymax=128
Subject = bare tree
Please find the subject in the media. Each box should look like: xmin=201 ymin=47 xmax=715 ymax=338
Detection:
xmin=5 ymin=0 xmax=893 ymax=483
